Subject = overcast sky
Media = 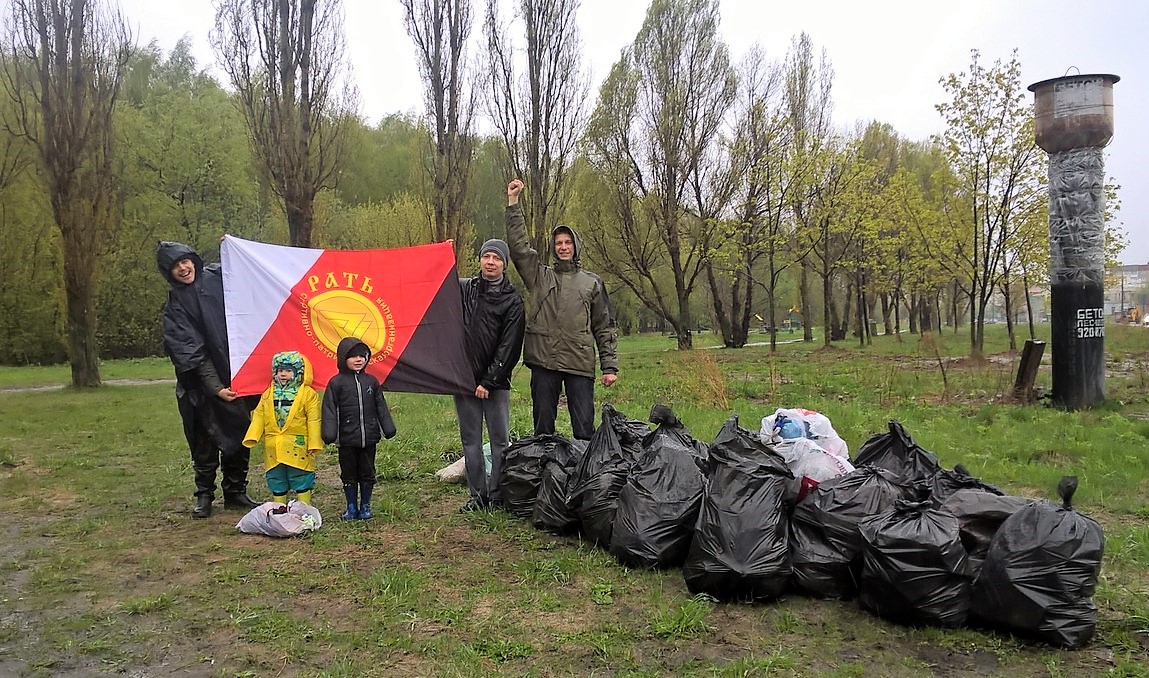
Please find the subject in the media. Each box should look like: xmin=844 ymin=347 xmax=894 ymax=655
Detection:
xmin=117 ymin=0 xmax=1147 ymax=265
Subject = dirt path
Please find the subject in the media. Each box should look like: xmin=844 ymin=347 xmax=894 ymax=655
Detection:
xmin=0 ymin=378 xmax=175 ymax=394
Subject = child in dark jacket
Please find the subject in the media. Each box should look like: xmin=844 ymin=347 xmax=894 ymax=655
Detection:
xmin=322 ymin=337 xmax=397 ymax=520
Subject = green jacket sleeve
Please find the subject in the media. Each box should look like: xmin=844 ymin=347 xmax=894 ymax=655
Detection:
xmin=506 ymin=203 xmax=541 ymax=291
xmin=591 ymin=278 xmax=619 ymax=374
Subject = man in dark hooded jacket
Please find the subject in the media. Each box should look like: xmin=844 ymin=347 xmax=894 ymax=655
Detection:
xmin=157 ymin=241 xmax=258 ymax=518
xmin=454 ymin=238 xmax=525 ymax=511
xmin=505 ymin=179 xmax=618 ymax=441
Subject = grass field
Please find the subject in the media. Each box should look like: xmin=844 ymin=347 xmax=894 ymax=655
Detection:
xmin=1 ymin=325 xmax=1147 ymax=677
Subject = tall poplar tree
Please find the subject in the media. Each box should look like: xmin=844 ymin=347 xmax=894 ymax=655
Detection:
xmin=483 ymin=0 xmax=588 ymax=253
xmin=0 ymin=0 xmax=131 ymax=386
xmin=401 ymin=0 xmax=476 ymax=259
xmin=212 ymin=0 xmax=356 ymax=247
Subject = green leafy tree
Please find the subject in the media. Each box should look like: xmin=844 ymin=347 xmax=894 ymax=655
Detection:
xmin=581 ymin=0 xmax=735 ymax=350
xmin=336 ymin=114 xmax=426 ymax=206
xmin=0 ymin=123 xmax=63 ymax=363
xmin=706 ymin=45 xmax=786 ymax=348
xmin=934 ymin=49 xmax=1043 ymax=358
xmin=784 ymin=32 xmax=834 ymax=344
xmin=101 ymin=40 xmax=265 ymax=358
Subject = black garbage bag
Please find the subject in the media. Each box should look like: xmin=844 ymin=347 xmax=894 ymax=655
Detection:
xmin=789 ymin=466 xmax=916 ymax=598
xmin=609 ymin=405 xmax=708 ymax=569
xmin=566 ymin=404 xmax=650 ymax=546
xmin=531 ymin=437 xmax=586 ymax=533
xmin=500 ymin=434 xmax=559 ymax=518
xmin=941 ymin=489 xmax=1033 ymax=579
xmin=924 ymin=463 xmax=1004 ymax=504
xmin=970 ymin=477 xmax=1104 ymax=648
xmin=858 ymin=499 xmax=972 ymax=627
xmin=854 ymin=420 xmax=941 ymax=484
xmin=683 ymin=415 xmax=794 ymax=601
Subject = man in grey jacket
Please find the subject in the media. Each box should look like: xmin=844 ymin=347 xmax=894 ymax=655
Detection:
xmin=505 ymin=178 xmax=618 ymax=440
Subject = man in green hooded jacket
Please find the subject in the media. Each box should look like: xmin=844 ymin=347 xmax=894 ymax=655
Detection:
xmin=505 ymin=179 xmax=618 ymax=440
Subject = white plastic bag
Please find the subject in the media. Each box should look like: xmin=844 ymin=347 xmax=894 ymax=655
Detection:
xmin=433 ymin=442 xmax=493 ymax=483
xmin=761 ymin=407 xmax=850 ymax=459
xmin=774 ymin=438 xmax=856 ymax=483
xmin=236 ymin=500 xmax=322 ymax=537
xmin=434 ymin=456 xmax=467 ymax=483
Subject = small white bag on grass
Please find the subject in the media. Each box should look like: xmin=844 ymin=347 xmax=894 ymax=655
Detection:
xmin=236 ymin=500 xmax=322 ymax=537
xmin=435 ymin=456 xmax=467 ymax=483
xmin=433 ymin=442 xmax=492 ymax=483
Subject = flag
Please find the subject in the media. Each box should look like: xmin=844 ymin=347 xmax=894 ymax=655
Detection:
xmin=221 ymin=235 xmax=472 ymax=397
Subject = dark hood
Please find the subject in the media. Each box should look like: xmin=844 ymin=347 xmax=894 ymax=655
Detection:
xmin=550 ymin=224 xmax=583 ymax=266
xmin=156 ymin=241 xmax=204 ymax=286
xmin=336 ymin=336 xmax=372 ymax=374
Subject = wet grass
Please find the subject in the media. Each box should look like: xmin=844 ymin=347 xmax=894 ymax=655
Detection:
xmin=0 ymin=328 xmax=1147 ymax=676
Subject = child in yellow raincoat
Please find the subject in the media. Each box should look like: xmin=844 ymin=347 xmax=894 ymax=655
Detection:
xmin=244 ymin=351 xmax=323 ymax=505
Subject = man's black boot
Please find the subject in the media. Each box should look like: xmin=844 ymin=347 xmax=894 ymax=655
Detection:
xmin=192 ymin=494 xmax=213 ymax=519
xmin=223 ymin=492 xmax=259 ymax=510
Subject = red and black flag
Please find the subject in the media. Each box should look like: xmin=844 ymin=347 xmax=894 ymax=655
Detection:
xmin=221 ymin=236 xmax=471 ymax=396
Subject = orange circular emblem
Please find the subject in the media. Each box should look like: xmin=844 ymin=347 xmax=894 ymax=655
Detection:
xmin=305 ymin=290 xmax=396 ymax=360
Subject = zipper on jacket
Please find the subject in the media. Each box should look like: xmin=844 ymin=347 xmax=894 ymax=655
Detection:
xmin=353 ymin=373 xmax=366 ymax=447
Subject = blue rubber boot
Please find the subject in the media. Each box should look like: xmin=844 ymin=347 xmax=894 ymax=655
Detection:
xmin=357 ymin=482 xmax=374 ymax=520
xmin=340 ymin=483 xmax=358 ymax=521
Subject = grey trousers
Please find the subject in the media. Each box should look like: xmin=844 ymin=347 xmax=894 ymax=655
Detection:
xmin=453 ymin=389 xmax=511 ymax=502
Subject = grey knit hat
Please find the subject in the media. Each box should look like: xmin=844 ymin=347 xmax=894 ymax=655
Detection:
xmin=479 ymin=238 xmax=510 ymax=264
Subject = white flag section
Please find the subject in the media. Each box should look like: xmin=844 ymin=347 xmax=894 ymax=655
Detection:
xmin=221 ymin=236 xmax=323 ymax=382
xmin=219 ymin=235 xmax=472 ymax=397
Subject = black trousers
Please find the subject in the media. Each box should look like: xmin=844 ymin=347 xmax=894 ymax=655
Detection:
xmin=338 ymin=445 xmax=377 ymax=486
xmin=178 ymin=391 xmax=251 ymax=499
xmin=529 ymin=366 xmax=596 ymax=440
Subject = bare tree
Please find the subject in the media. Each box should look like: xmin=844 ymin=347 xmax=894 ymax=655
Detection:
xmin=483 ymin=0 xmax=588 ymax=252
xmin=0 ymin=0 xmax=131 ymax=386
xmin=401 ymin=0 xmax=475 ymax=259
xmin=212 ymin=0 xmax=355 ymax=247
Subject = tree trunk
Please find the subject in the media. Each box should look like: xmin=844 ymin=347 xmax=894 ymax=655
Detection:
xmin=706 ymin=262 xmax=734 ymax=347
xmin=822 ymin=266 xmax=833 ymax=347
xmin=951 ymin=281 xmax=960 ymax=333
xmin=893 ymin=289 xmax=903 ymax=340
xmin=676 ymin=286 xmax=693 ymax=350
xmin=800 ymin=259 xmax=813 ymax=342
xmin=880 ymin=293 xmax=892 ymax=336
xmin=1023 ymin=271 xmax=1036 ymax=339
xmin=1002 ymin=280 xmax=1017 ymax=352
xmin=62 ymin=229 xmax=101 ymax=387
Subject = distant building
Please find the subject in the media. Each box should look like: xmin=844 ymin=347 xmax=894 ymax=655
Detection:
xmin=1106 ymin=264 xmax=1149 ymax=320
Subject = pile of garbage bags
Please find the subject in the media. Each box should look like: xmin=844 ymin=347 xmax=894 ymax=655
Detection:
xmin=442 ymin=407 xmax=1105 ymax=649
